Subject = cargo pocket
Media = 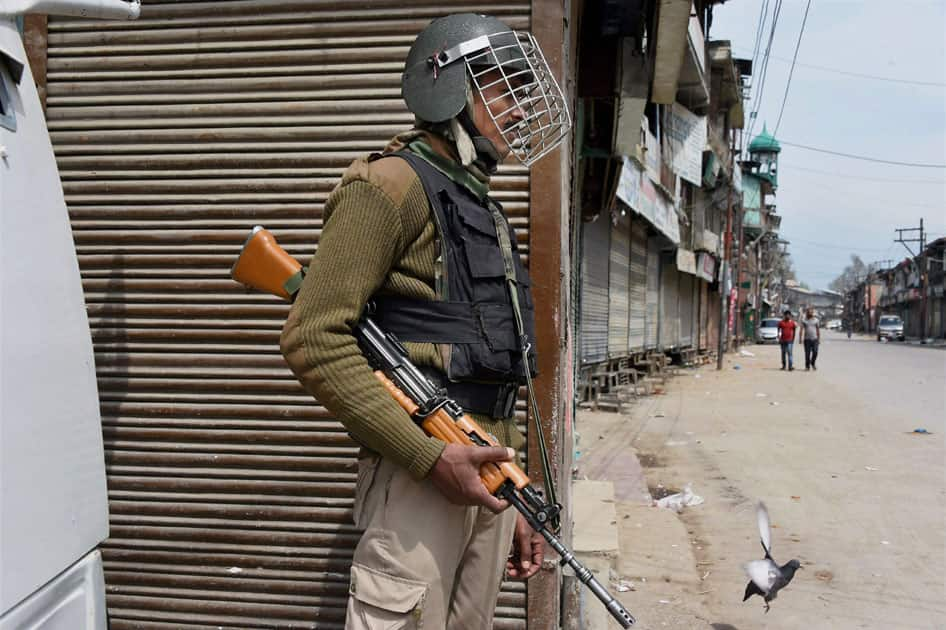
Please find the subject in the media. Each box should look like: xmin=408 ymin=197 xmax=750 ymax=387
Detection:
xmin=348 ymin=563 xmax=428 ymax=629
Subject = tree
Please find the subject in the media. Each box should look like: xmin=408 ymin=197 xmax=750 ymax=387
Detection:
xmin=828 ymin=254 xmax=868 ymax=294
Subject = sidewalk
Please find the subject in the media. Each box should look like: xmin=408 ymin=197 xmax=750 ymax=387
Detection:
xmin=569 ymin=373 xmax=716 ymax=629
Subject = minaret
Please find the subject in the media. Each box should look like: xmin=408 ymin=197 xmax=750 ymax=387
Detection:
xmin=748 ymin=123 xmax=781 ymax=190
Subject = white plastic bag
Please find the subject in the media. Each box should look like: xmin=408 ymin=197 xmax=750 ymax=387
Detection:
xmin=655 ymin=483 xmax=704 ymax=513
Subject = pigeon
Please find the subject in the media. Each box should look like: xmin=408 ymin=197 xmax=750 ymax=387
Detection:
xmin=742 ymin=501 xmax=802 ymax=612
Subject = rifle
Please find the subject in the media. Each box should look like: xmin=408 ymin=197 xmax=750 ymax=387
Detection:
xmin=231 ymin=226 xmax=636 ymax=628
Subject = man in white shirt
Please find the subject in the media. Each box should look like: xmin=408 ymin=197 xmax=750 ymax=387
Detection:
xmin=801 ymin=308 xmax=821 ymax=371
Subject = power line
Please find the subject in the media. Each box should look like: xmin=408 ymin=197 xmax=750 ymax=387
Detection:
xmin=779 ymin=140 xmax=946 ymax=168
xmin=799 ymin=178 xmax=944 ymax=210
xmin=779 ymin=162 xmax=946 ymax=185
xmin=747 ymin=0 xmax=781 ymax=140
xmin=734 ymin=47 xmax=946 ymax=87
xmin=749 ymin=0 xmax=769 ymax=72
xmin=788 ymin=237 xmax=896 ymax=252
xmin=773 ymin=0 xmax=811 ymax=136
xmin=745 ymin=0 xmax=783 ymax=145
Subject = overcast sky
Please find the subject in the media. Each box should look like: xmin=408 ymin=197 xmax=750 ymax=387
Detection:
xmin=709 ymin=0 xmax=946 ymax=290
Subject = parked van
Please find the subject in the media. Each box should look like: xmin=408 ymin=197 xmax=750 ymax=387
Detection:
xmin=1 ymin=3 xmax=138 ymax=629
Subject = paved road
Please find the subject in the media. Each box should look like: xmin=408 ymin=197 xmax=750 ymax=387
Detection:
xmin=623 ymin=332 xmax=945 ymax=629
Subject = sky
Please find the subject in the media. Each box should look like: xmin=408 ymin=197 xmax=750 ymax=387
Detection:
xmin=709 ymin=0 xmax=946 ymax=290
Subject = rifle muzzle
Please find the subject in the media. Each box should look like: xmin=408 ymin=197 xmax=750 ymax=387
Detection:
xmin=230 ymin=226 xmax=304 ymax=300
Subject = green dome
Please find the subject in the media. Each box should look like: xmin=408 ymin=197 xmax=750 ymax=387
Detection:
xmin=749 ymin=124 xmax=781 ymax=153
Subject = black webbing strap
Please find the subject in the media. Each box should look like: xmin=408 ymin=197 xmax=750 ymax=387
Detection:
xmin=372 ymin=297 xmax=481 ymax=344
xmin=488 ymin=202 xmax=559 ymax=525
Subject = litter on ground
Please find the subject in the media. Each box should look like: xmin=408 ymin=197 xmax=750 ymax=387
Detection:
xmin=655 ymin=484 xmax=704 ymax=513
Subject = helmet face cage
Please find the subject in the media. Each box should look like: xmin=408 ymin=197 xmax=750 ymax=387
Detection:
xmin=439 ymin=30 xmax=571 ymax=166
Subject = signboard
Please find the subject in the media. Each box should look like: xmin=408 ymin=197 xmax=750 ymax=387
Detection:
xmin=733 ymin=162 xmax=743 ymax=193
xmin=697 ymin=252 xmax=717 ymax=282
xmin=676 ymin=248 xmax=697 ymax=275
xmin=653 ymin=190 xmax=681 ymax=245
xmin=643 ymin=127 xmax=661 ymax=183
xmin=664 ymin=103 xmax=707 ymax=186
xmin=617 ymin=156 xmax=640 ymax=210
xmin=616 ymin=158 xmax=681 ymax=246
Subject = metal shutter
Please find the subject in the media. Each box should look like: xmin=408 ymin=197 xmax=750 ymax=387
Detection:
xmin=579 ymin=214 xmax=609 ymax=365
xmin=45 ymin=2 xmax=532 ymax=628
xmin=645 ymin=235 xmax=661 ymax=349
xmin=707 ymin=286 xmax=721 ymax=353
xmin=628 ymin=219 xmax=646 ymax=352
xmin=699 ymin=280 xmax=708 ymax=351
xmin=607 ymin=214 xmax=630 ymax=358
xmin=659 ymin=253 xmax=680 ymax=350
xmin=679 ymin=271 xmax=695 ymax=348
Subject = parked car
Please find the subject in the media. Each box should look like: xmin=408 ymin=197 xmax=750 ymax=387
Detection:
xmin=877 ymin=315 xmax=905 ymax=341
xmin=826 ymin=319 xmax=842 ymax=330
xmin=756 ymin=318 xmax=781 ymax=344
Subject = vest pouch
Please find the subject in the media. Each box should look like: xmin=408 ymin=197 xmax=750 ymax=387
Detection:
xmin=464 ymin=240 xmax=512 ymax=304
xmin=454 ymin=202 xmax=499 ymax=243
xmin=476 ymin=303 xmax=518 ymax=351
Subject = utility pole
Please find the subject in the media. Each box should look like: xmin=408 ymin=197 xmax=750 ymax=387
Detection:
xmin=717 ymin=133 xmax=736 ymax=370
xmin=867 ymin=259 xmax=894 ymax=332
xmin=895 ymin=219 xmax=927 ymax=338
xmin=756 ymin=239 xmax=764 ymax=325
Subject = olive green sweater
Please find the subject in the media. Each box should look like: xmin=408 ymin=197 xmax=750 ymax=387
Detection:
xmin=280 ymin=131 xmax=524 ymax=480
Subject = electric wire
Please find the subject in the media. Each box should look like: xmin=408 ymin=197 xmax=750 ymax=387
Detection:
xmin=734 ymin=47 xmax=946 ymax=87
xmin=745 ymin=0 xmax=782 ymax=148
xmin=778 ymin=140 xmax=946 ymax=168
xmin=788 ymin=237 xmax=905 ymax=252
xmin=773 ymin=0 xmax=811 ymax=136
xmin=749 ymin=0 xmax=770 ymax=74
xmin=798 ymin=178 xmax=943 ymax=210
xmin=779 ymin=162 xmax=946 ymax=185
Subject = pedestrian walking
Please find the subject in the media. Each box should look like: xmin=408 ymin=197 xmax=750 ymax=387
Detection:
xmin=279 ymin=13 xmax=569 ymax=629
xmin=801 ymin=308 xmax=820 ymax=370
xmin=777 ymin=310 xmax=797 ymax=371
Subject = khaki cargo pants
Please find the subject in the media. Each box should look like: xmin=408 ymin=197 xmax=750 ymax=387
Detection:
xmin=345 ymin=455 xmax=518 ymax=629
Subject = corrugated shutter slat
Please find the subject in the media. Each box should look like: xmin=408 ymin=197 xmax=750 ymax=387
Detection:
xmin=628 ymin=220 xmax=646 ymax=351
xmin=579 ymin=215 xmax=609 ymax=364
xmin=607 ymin=215 xmax=630 ymax=357
xmin=47 ymin=1 xmax=531 ymax=627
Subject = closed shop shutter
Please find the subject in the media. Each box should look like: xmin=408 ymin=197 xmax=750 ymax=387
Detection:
xmin=607 ymin=215 xmax=630 ymax=358
xmin=45 ymin=2 xmax=532 ymax=628
xmin=660 ymin=253 xmax=680 ymax=349
xmin=707 ymin=287 xmax=721 ymax=352
xmin=580 ymin=215 xmax=610 ymax=364
xmin=699 ymin=280 xmax=708 ymax=351
xmin=628 ymin=220 xmax=647 ymax=351
xmin=645 ymin=236 xmax=661 ymax=349
xmin=679 ymin=272 xmax=695 ymax=347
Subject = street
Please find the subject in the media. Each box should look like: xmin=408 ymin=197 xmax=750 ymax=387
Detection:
xmin=574 ymin=331 xmax=946 ymax=629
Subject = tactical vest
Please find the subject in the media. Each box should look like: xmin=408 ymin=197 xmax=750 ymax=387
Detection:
xmin=371 ymin=149 xmax=538 ymax=387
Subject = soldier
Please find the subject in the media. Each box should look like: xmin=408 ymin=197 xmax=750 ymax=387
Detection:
xmin=279 ymin=13 xmax=569 ymax=629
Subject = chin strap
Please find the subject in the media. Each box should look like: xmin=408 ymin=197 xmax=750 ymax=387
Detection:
xmin=457 ymin=110 xmax=501 ymax=175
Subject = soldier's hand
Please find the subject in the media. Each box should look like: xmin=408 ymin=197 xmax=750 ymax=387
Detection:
xmin=428 ymin=444 xmax=513 ymax=513
xmin=507 ymin=513 xmax=545 ymax=580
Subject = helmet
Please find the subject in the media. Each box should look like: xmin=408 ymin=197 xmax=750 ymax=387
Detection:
xmin=401 ymin=13 xmax=570 ymax=167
